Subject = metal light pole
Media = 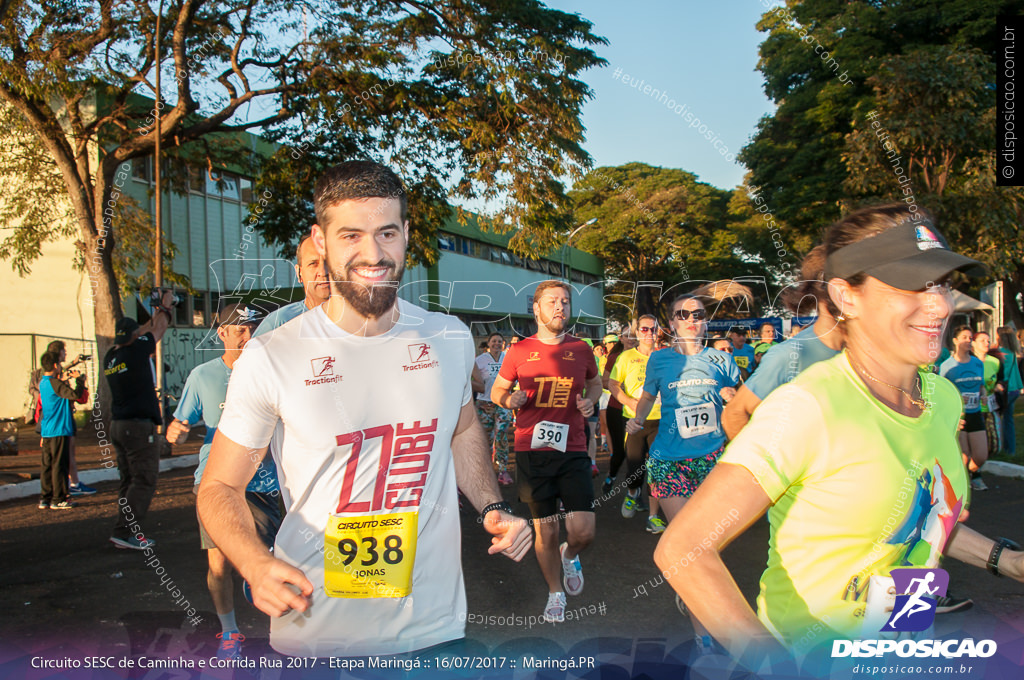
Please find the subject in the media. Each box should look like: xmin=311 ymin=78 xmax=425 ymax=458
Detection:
xmin=561 ymin=218 xmax=597 ymax=284
xmin=153 ymin=0 xmax=166 ymax=427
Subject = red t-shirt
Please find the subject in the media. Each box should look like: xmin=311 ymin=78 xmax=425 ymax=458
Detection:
xmin=498 ymin=335 xmax=598 ymax=452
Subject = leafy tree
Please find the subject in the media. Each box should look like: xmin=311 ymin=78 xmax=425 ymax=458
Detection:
xmin=742 ymin=0 xmax=1024 ymax=323
xmin=843 ymin=46 xmax=1023 ymax=280
xmin=742 ymin=0 xmax=1020 ymax=234
xmin=841 ymin=45 xmax=1024 ymax=325
xmin=0 ymin=0 xmax=605 ymax=407
xmin=0 ymin=105 xmax=187 ymax=296
xmin=568 ymin=163 xmax=759 ymax=323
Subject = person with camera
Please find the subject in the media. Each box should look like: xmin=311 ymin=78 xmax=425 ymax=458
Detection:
xmin=28 ymin=340 xmax=97 ymax=495
xmin=37 ymin=351 xmax=87 ymax=510
xmin=104 ymin=289 xmax=175 ymax=550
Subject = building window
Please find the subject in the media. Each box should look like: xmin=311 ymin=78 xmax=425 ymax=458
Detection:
xmin=132 ymin=158 xmax=151 ymax=183
xmin=192 ymin=293 xmax=208 ymax=327
xmin=173 ymin=290 xmax=190 ymax=326
xmin=207 ymin=171 xmax=240 ymax=201
xmin=239 ymin=177 xmax=253 ymax=204
xmin=438 ymin=236 xmax=455 ymax=251
xmin=187 ymin=166 xmax=205 ymax=194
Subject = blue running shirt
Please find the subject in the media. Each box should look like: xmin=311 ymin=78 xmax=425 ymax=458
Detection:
xmin=643 ymin=347 xmax=740 ymax=460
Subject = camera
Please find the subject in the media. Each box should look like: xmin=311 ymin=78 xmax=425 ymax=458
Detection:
xmin=150 ymin=288 xmax=181 ymax=307
xmin=78 ymin=354 xmax=92 ymax=362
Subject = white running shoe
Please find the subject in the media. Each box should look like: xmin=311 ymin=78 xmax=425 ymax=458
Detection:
xmin=560 ymin=542 xmax=584 ymax=595
xmin=544 ymin=591 xmax=566 ymax=623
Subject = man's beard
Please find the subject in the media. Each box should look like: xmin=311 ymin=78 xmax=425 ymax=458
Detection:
xmin=325 ymin=252 xmax=405 ymax=319
xmin=540 ymin=315 xmax=567 ymax=336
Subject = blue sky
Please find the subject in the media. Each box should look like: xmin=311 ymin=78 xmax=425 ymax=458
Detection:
xmin=546 ymin=0 xmax=779 ymax=191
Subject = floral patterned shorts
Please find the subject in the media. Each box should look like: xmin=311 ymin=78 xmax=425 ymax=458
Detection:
xmin=646 ymin=446 xmax=724 ymax=499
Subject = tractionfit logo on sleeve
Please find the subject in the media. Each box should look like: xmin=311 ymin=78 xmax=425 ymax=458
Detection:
xmin=883 ymin=568 xmax=948 ymax=632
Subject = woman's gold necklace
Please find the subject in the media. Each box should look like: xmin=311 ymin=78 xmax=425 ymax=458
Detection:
xmin=847 ymin=351 xmax=927 ymax=411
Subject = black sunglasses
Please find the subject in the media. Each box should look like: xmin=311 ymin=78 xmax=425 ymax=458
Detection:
xmin=672 ymin=308 xmax=707 ymax=321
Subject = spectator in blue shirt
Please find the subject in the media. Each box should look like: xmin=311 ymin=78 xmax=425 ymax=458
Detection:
xmin=38 ymin=351 xmax=86 ymax=510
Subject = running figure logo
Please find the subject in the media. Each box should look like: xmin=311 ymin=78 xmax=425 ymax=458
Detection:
xmin=882 ymin=568 xmax=949 ymax=632
xmin=311 ymin=356 xmax=336 ymax=377
xmin=408 ymin=343 xmax=431 ymax=363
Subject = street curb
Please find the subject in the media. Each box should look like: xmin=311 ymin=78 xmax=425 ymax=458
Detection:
xmin=0 ymin=454 xmax=199 ymax=503
xmin=982 ymin=460 xmax=1024 ymax=480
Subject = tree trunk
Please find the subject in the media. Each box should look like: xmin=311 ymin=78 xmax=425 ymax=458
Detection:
xmin=81 ymin=164 xmax=125 ymax=432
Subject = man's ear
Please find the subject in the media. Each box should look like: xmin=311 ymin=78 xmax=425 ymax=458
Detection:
xmin=312 ymin=224 xmax=327 ymax=257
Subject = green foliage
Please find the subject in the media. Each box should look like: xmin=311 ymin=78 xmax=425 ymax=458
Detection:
xmin=741 ymin=0 xmax=1024 ymax=247
xmin=0 ymin=105 xmax=77 ymax=275
xmin=0 ymin=104 xmax=187 ymax=295
xmin=0 ymin=0 xmax=605 ymax=331
xmin=252 ymin=0 xmax=606 ymax=263
xmin=842 ymin=45 xmax=1023 ymax=277
xmin=567 ymin=163 xmax=762 ymax=321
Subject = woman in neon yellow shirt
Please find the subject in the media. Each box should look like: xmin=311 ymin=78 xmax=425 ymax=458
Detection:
xmin=654 ymin=204 xmax=1024 ymax=671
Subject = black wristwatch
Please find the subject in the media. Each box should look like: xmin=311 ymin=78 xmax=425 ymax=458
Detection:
xmin=480 ymin=501 xmax=514 ymax=521
xmin=987 ymin=537 xmax=1021 ymax=577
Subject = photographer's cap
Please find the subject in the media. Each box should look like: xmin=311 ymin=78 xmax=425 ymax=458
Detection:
xmin=825 ymin=220 xmax=986 ymax=290
xmin=216 ymin=303 xmax=263 ymax=328
xmin=114 ymin=317 xmax=139 ymax=344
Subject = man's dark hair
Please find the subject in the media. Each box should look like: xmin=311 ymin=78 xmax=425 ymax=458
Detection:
xmin=46 ymin=340 xmax=65 ymax=355
xmin=41 ymin=351 xmax=58 ymax=373
xmin=313 ymin=161 xmax=407 ymax=226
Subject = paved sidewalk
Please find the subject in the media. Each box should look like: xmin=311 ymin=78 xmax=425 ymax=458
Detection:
xmin=0 ymin=419 xmax=203 ymax=501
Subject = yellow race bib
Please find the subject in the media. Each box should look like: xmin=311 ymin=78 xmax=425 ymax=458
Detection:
xmin=324 ymin=511 xmax=418 ymax=598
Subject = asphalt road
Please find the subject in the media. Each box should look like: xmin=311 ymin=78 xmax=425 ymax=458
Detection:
xmin=3 ymin=459 xmax=1024 ymax=679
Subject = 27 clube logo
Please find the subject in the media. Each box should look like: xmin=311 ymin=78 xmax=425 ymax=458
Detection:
xmin=832 ymin=568 xmax=996 ymax=659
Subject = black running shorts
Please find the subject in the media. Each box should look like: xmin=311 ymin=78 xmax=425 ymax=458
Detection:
xmin=194 ymin=487 xmax=281 ymax=551
xmin=962 ymin=411 xmax=985 ymax=433
xmin=515 ymin=450 xmax=595 ymax=519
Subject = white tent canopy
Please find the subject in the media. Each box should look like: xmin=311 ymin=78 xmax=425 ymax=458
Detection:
xmin=951 ymin=290 xmax=994 ymax=313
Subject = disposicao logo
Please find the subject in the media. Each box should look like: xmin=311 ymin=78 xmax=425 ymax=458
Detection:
xmin=883 ymin=567 xmax=947 ymax=632
xmin=831 ymin=568 xmax=996 ymax=659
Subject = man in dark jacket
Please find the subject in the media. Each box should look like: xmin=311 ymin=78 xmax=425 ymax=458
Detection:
xmin=104 ymin=290 xmax=174 ymax=549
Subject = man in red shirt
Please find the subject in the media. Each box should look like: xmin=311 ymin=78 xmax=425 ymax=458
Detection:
xmin=491 ymin=280 xmax=603 ymax=623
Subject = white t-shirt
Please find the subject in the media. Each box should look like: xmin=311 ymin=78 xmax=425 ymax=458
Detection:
xmin=217 ymin=300 xmax=473 ymax=657
xmin=474 ymin=351 xmax=505 ymax=402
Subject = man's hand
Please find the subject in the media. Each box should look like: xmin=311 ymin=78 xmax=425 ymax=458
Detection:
xmin=625 ymin=417 xmax=644 ymax=435
xmin=166 ymin=419 xmax=191 ymax=444
xmin=720 ymin=386 xmax=737 ymax=402
xmin=508 ymin=390 xmax=529 ymax=409
xmin=483 ymin=510 xmax=532 ymax=561
xmin=576 ymin=394 xmax=595 ymax=417
xmin=240 ymin=554 xmax=315 ymax=617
